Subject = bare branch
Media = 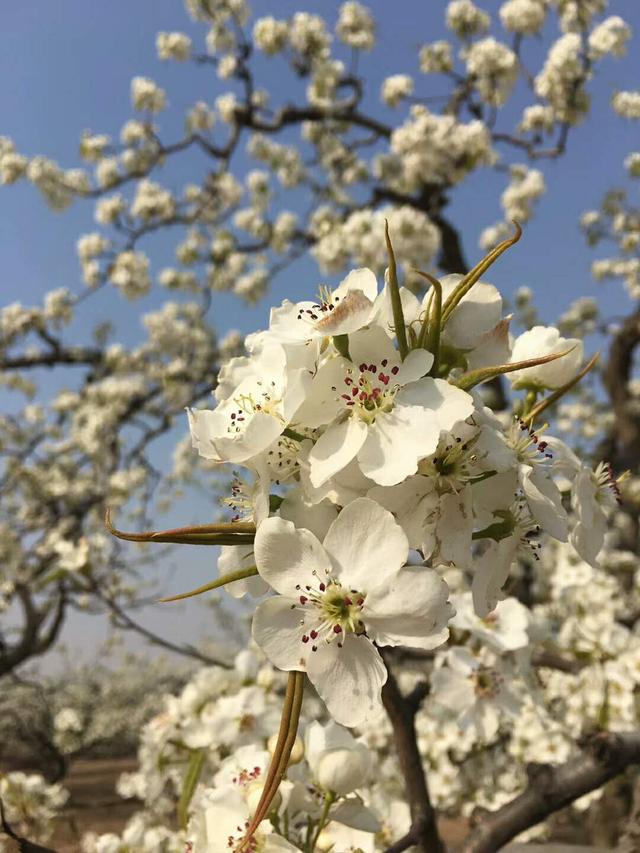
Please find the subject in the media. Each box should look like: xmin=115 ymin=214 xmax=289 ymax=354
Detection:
xmin=458 ymin=731 xmax=640 ymax=853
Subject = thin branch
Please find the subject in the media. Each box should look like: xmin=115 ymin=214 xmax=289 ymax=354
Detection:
xmin=458 ymin=731 xmax=640 ymax=853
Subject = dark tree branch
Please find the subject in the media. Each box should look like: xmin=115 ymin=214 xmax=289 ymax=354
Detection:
xmin=457 ymin=731 xmax=640 ymax=853
xmin=601 ymin=308 xmax=640 ymax=473
xmin=381 ymin=654 xmax=445 ymax=853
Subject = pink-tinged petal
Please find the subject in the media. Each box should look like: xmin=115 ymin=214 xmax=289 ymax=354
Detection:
xmin=522 ymin=466 xmax=568 ymax=542
xmin=315 ymin=289 xmax=374 ymax=337
xmin=395 ymin=347 xmax=433 ymax=385
xmin=306 ymin=634 xmax=387 ymax=727
xmin=322 ymin=497 xmax=408 ymax=590
xmin=252 ymin=596 xmax=308 ymax=672
xmin=335 ymin=267 xmax=378 ymax=302
xmin=365 ymin=566 xmax=453 ymax=651
xmin=358 ymin=407 xmax=440 ymax=486
xmin=254 ymin=516 xmax=332 ymax=596
xmin=309 ymin=418 xmax=368 ymax=488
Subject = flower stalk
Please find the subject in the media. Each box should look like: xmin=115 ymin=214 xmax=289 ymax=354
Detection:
xmin=239 ymin=670 xmax=305 ymax=849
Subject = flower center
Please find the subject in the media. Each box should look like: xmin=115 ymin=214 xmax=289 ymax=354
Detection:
xmin=335 ymin=359 xmax=400 ymax=425
xmin=227 ymin=382 xmax=283 ymax=434
xmin=472 ymin=667 xmax=502 ymax=699
xmin=506 ymin=418 xmax=552 ymax=468
xmin=418 ymin=433 xmax=481 ymax=492
xmin=295 ymin=577 xmax=366 ymax=651
xmin=593 ymin=461 xmax=626 ymax=507
xmin=221 ymin=473 xmax=255 ymax=522
xmin=232 ymin=766 xmax=262 ymax=787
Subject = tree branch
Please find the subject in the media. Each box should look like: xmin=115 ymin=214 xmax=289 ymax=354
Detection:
xmin=381 ymin=654 xmax=445 ymax=853
xmin=457 ymin=731 xmax=640 ymax=853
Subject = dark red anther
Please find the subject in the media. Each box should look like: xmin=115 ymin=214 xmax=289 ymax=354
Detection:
xmin=333 ymin=624 xmax=342 ymax=633
xmin=299 ymin=595 xmax=308 ymax=604
xmin=391 ymin=365 xmax=399 ymax=375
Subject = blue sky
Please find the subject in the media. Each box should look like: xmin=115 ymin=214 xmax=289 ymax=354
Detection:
xmin=2 ymin=0 xmax=639 ymax=668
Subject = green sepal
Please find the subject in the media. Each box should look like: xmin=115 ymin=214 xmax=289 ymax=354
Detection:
xmin=177 ymin=749 xmax=206 ymax=829
xmin=157 ymin=565 xmax=258 ymax=603
xmin=332 ymin=334 xmax=350 ymax=359
xmin=384 ymin=221 xmax=408 ymax=360
xmin=452 ymin=348 xmax=576 ymax=392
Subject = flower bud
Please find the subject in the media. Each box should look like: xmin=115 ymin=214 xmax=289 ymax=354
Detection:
xmin=245 ymin=780 xmax=282 ymax=815
xmin=316 ymin=746 xmax=371 ymax=795
xmin=268 ymin=733 xmax=304 ymax=765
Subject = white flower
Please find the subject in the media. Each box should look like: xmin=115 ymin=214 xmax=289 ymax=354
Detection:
xmin=305 ymin=720 xmax=372 ymax=795
xmin=507 ymin=326 xmax=583 ymax=390
xmin=336 ymin=2 xmax=375 ymax=51
xmin=130 ymin=76 xmax=167 ymax=112
xmin=419 ymin=41 xmax=453 ymax=74
xmin=612 ymin=90 xmax=640 ymax=119
xmin=450 ymin=593 xmax=530 ymax=652
xmin=499 ymin=0 xmax=545 ymax=35
xmin=588 ymin=16 xmax=631 ymax=60
xmin=189 ymin=787 xmax=300 ymax=852
xmin=188 ymin=343 xmax=313 ymax=465
xmin=156 ymin=32 xmax=192 ymax=61
xmin=300 ymin=327 xmax=474 ymax=487
xmin=431 ymin=647 xmax=520 ymax=740
xmin=253 ymin=17 xmax=289 ymax=54
xmin=268 ymin=268 xmax=377 ymax=347
xmin=446 ymin=0 xmax=490 ymax=37
xmin=252 ymin=499 xmax=453 ymax=726
xmin=381 ymin=75 xmax=414 ymax=108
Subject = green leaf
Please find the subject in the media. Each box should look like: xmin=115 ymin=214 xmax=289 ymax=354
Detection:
xmin=452 ymin=347 xmax=576 ymax=392
xmin=157 ymin=565 xmax=258 ymax=603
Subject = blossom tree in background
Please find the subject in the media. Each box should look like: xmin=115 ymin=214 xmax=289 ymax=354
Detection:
xmin=1 ymin=1 xmax=640 ymax=850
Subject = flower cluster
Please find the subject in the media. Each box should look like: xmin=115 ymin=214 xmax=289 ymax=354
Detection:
xmin=185 ymin=229 xmax=613 ymax=745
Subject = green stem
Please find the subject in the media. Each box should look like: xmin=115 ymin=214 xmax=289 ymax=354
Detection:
xmin=177 ymin=749 xmax=205 ymax=829
xmin=282 ymin=427 xmax=307 ymax=443
xmin=309 ymin=791 xmax=336 ymax=852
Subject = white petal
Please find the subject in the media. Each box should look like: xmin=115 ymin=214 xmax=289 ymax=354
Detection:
xmin=365 ymin=566 xmax=453 ymax=650
xmin=293 ymin=356 xmax=349 ymax=429
xmin=218 ymin=545 xmax=269 ymax=598
xmin=397 ymin=378 xmax=475 ymax=434
xmin=395 ymin=347 xmax=433 ymax=384
xmin=335 ymin=267 xmax=378 ymax=302
xmin=434 ymin=487 xmax=473 ymax=569
xmin=357 ymin=407 xmax=440 ymax=486
xmin=322 ymin=497 xmax=408 ymax=591
xmin=522 ymin=466 xmax=568 ymax=542
xmin=254 ymin=516 xmax=332 ymax=596
xmin=309 ymin=418 xmax=368 ymax=488
xmin=306 ymin=634 xmax=387 ymax=727
xmin=348 ymin=325 xmax=397 ymax=369
xmin=472 ymin=537 xmax=518 ymax=617
xmin=252 ymin=596 xmax=308 ymax=671
xmin=368 ymin=476 xmax=437 ymax=549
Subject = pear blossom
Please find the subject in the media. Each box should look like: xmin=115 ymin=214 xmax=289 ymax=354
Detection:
xmin=189 ymin=787 xmax=301 ymax=852
xmin=431 ymin=647 xmax=521 ymax=740
xmin=508 ymin=325 xmax=583 ymax=390
xmin=300 ymin=326 xmax=474 ymax=487
xmin=305 ymin=720 xmax=372 ymax=795
xmin=252 ymin=498 xmax=453 ymax=726
xmin=188 ymin=343 xmax=313 ymax=465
